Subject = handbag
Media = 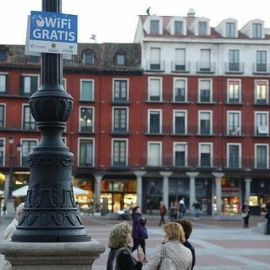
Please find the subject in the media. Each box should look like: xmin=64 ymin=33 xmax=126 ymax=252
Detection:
xmin=242 ymin=212 xmax=247 ymax=218
xmin=158 ymin=245 xmax=176 ymax=270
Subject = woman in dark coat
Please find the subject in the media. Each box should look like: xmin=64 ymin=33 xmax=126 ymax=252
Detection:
xmin=242 ymin=202 xmax=251 ymax=228
xmin=131 ymin=206 xmax=148 ymax=261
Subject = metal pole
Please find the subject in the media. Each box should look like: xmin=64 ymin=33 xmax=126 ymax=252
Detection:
xmin=13 ymin=0 xmax=90 ymax=242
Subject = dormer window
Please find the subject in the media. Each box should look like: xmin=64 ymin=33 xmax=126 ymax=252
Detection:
xmin=226 ymin=22 xmax=236 ymax=38
xmin=83 ymin=50 xmax=95 ymax=65
xmin=253 ymin=23 xmax=262 ymax=38
xmin=198 ymin=21 xmax=207 ymax=35
xmin=150 ymin=20 xmax=159 ymax=34
xmin=0 ymin=48 xmax=7 ymax=62
xmin=115 ymin=51 xmax=126 ymax=65
xmin=174 ymin=21 xmax=184 ymax=35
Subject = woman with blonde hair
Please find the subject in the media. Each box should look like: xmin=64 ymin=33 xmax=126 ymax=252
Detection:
xmin=142 ymin=222 xmax=192 ymax=270
xmin=106 ymin=222 xmax=144 ymax=270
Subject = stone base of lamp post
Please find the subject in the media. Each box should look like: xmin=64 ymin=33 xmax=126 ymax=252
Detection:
xmin=0 ymin=239 xmax=105 ymax=270
xmin=6 ymin=199 xmax=15 ymax=219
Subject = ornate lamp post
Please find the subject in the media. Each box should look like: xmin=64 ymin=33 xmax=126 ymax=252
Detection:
xmin=12 ymin=0 xmax=90 ymax=242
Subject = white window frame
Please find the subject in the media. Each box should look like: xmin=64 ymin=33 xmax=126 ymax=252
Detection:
xmin=0 ymin=73 xmax=8 ymax=93
xmin=21 ymin=139 xmax=39 ymax=167
xmin=21 ymin=74 xmax=40 ymax=94
xmin=147 ymin=141 xmax=162 ymax=166
xmin=255 ymin=111 xmax=269 ymax=135
xmin=112 ymin=107 xmax=129 ymax=133
xmin=199 ymin=78 xmax=212 ymax=102
xmin=199 ymin=110 xmax=212 ymax=135
xmin=173 ymin=110 xmax=187 ymax=134
xmin=227 ymin=79 xmax=241 ymax=103
xmin=254 ymin=80 xmax=268 ymax=104
xmin=78 ymin=137 xmax=95 ymax=167
xmin=111 ymin=138 xmax=128 ymax=167
xmin=80 ymin=79 xmax=94 ymax=101
xmin=173 ymin=78 xmax=187 ymax=102
xmin=227 ymin=143 xmax=242 ymax=168
xmin=148 ymin=109 xmax=162 ymax=134
xmin=199 ymin=142 xmax=213 ymax=167
xmin=148 ymin=77 xmax=162 ymax=102
xmin=113 ymin=78 xmax=129 ymax=102
xmin=173 ymin=142 xmax=188 ymax=167
xmin=79 ymin=106 xmax=94 ymax=133
xmin=255 ymin=143 xmax=269 ymax=169
xmin=0 ymin=103 xmax=6 ymax=128
xmin=227 ymin=111 xmax=241 ymax=135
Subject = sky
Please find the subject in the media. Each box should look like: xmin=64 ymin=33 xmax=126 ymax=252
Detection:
xmin=1 ymin=0 xmax=270 ymax=44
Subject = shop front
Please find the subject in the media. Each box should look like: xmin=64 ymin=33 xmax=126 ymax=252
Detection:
xmin=100 ymin=176 xmax=137 ymax=213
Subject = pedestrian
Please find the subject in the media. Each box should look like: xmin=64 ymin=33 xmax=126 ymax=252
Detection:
xmin=265 ymin=200 xmax=270 ymax=235
xmin=158 ymin=201 xmax=167 ymax=226
xmin=131 ymin=206 xmax=148 ymax=261
xmin=2 ymin=202 xmax=24 ymax=270
xmin=241 ymin=202 xmax=250 ymax=228
xmin=142 ymin=222 xmax=192 ymax=270
xmin=178 ymin=197 xmax=186 ymax=219
xmin=169 ymin=202 xmax=178 ymax=221
xmin=106 ymin=222 xmax=144 ymax=270
xmin=175 ymin=219 xmax=196 ymax=270
xmin=192 ymin=200 xmax=200 ymax=219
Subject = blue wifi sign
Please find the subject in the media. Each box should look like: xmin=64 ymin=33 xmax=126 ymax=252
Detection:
xmin=29 ymin=11 xmax=78 ymax=54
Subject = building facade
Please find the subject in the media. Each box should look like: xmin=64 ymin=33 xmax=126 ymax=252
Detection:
xmin=0 ymin=10 xmax=270 ymax=215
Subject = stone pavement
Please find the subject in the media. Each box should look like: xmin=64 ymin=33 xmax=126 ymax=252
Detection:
xmin=0 ymin=214 xmax=270 ymax=270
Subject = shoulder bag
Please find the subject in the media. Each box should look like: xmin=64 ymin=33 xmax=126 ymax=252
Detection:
xmin=158 ymin=245 xmax=176 ymax=270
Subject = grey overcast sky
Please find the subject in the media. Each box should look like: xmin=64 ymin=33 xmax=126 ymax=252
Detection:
xmin=1 ymin=0 xmax=270 ymax=44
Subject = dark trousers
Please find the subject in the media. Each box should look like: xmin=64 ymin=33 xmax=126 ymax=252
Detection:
xmin=243 ymin=216 xmax=249 ymax=228
xmin=159 ymin=214 xmax=166 ymax=226
xmin=131 ymin=238 xmax=146 ymax=256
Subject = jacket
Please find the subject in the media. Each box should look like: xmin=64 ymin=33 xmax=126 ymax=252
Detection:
xmin=142 ymin=240 xmax=192 ymax=270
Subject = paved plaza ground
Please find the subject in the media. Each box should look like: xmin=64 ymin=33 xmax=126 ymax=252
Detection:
xmin=0 ymin=214 xmax=270 ymax=270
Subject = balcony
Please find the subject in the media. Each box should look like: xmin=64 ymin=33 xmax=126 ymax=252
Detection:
xmin=225 ymin=62 xmax=244 ymax=74
xmin=252 ymin=63 xmax=270 ymax=75
xmin=145 ymin=61 xmax=165 ymax=72
xmin=196 ymin=62 xmax=216 ymax=74
xmin=171 ymin=61 xmax=190 ymax=73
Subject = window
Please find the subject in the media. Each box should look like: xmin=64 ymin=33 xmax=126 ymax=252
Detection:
xmin=83 ymin=50 xmax=95 ymax=65
xmin=174 ymin=78 xmax=187 ymax=102
xmin=0 ymin=138 xmax=3 ymax=166
xmin=198 ymin=21 xmax=207 ymax=35
xmin=227 ymin=144 xmax=241 ymax=168
xmin=175 ymin=49 xmax=186 ymax=71
xmin=79 ymin=107 xmax=94 ymax=133
xmin=23 ymin=105 xmax=36 ymax=130
xmin=21 ymin=140 xmax=38 ymax=167
xmin=227 ymin=80 xmax=241 ymax=103
xmin=150 ymin=48 xmax=161 ymax=70
xmin=199 ymin=143 xmax=212 ymax=167
xmin=63 ymin=78 xmax=67 ymax=91
xmin=256 ymin=51 xmax=267 ymax=72
xmin=255 ymin=144 xmax=268 ymax=169
xmin=226 ymin=22 xmax=236 ymax=38
xmin=227 ymin=111 xmax=241 ymax=135
xmin=0 ymin=105 xmax=5 ymax=128
xmin=173 ymin=110 xmax=187 ymax=134
xmin=199 ymin=111 xmax=212 ymax=135
xmin=147 ymin=142 xmax=162 ymax=166
xmin=174 ymin=143 xmax=187 ymax=167
xmin=255 ymin=80 xmax=268 ymax=104
xmin=113 ymin=79 xmax=128 ymax=102
xmin=113 ymin=107 xmax=128 ymax=133
xmin=253 ymin=23 xmax=262 ymax=38
xmin=150 ymin=20 xmax=159 ymax=34
xmin=21 ymin=75 xmax=38 ymax=95
xmin=199 ymin=79 xmax=211 ymax=102
xmin=0 ymin=74 xmax=7 ymax=93
xmin=80 ymin=80 xmax=94 ymax=101
xmin=115 ymin=51 xmax=125 ymax=65
xmin=174 ymin=21 xmax=184 ymax=35
xmin=200 ymin=49 xmax=211 ymax=71
xmin=112 ymin=139 xmax=128 ymax=167
xmin=0 ymin=48 xmax=7 ymax=62
xmin=79 ymin=139 xmax=94 ymax=166
xmin=148 ymin=78 xmax=162 ymax=101
xmin=255 ymin=112 xmax=269 ymax=135
xmin=148 ymin=110 xmax=161 ymax=134
xmin=228 ymin=50 xmax=240 ymax=71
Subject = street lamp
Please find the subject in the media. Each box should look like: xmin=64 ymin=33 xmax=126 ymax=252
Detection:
xmin=4 ymin=135 xmax=22 ymax=217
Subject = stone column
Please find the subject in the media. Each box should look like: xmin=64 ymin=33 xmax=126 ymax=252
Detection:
xmin=94 ymin=175 xmax=103 ymax=213
xmin=244 ymin=178 xmax=252 ymax=203
xmin=212 ymin=172 xmax=224 ymax=216
xmin=134 ymin=171 xmax=145 ymax=208
xmin=186 ymin=172 xmax=199 ymax=212
xmin=0 ymin=240 xmax=105 ymax=270
xmin=160 ymin=172 xmax=171 ymax=209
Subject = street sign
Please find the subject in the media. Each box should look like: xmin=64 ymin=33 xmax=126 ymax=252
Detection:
xmin=27 ymin=11 xmax=77 ymax=55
